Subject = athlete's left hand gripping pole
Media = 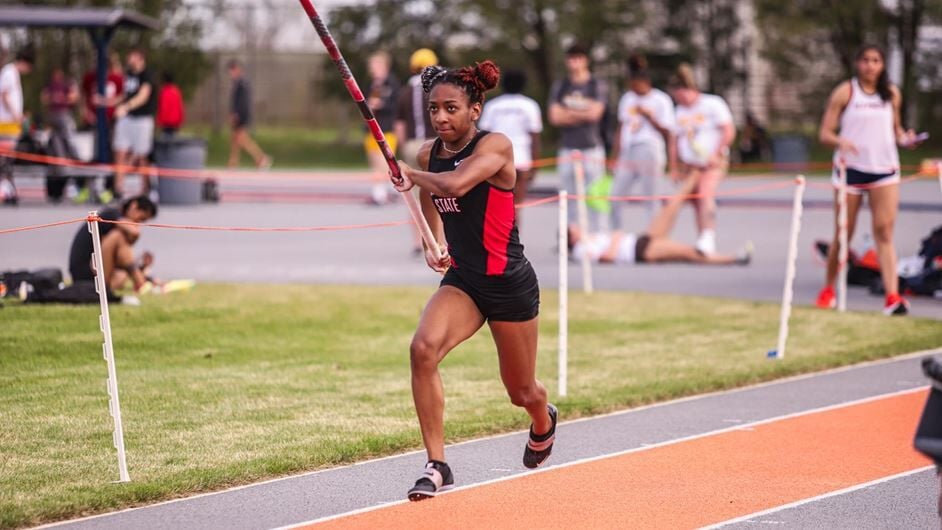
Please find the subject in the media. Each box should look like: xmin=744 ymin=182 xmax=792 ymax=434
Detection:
xmin=296 ymin=0 xmax=442 ymax=263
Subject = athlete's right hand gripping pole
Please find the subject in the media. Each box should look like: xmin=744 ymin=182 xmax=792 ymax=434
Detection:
xmin=295 ymin=0 xmax=441 ymax=263
xmin=837 ymin=160 xmax=849 ymax=312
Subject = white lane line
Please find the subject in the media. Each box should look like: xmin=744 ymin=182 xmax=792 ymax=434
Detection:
xmin=35 ymin=349 xmax=937 ymax=530
xmin=275 ymin=386 xmax=930 ymax=529
xmin=700 ymin=466 xmax=937 ymax=529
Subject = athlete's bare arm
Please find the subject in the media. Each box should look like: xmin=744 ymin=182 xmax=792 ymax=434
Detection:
xmin=548 ymin=102 xmax=604 ymax=127
xmin=818 ymin=81 xmax=855 ymax=154
xmin=415 ymin=141 xmax=450 ymax=272
xmin=399 ymin=133 xmax=515 ymax=197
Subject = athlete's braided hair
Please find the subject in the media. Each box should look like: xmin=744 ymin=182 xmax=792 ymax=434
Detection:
xmin=421 ymin=60 xmax=500 ymax=104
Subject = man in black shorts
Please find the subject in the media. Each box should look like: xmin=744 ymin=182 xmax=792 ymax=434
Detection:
xmin=68 ymin=195 xmax=157 ymax=293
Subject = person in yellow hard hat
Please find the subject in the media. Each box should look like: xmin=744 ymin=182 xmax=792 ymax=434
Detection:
xmin=396 ymin=49 xmax=439 ymax=169
xmin=395 ymin=49 xmax=440 ymax=253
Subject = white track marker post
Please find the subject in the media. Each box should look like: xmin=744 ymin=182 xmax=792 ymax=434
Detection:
xmin=937 ymin=162 xmax=942 ymax=200
xmin=558 ymin=191 xmax=569 ymax=398
xmin=88 ymin=212 xmax=130 ymax=482
xmin=772 ymin=177 xmax=806 ymax=360
xmin=837 ymin=161 xmax=849 ymax=312
xmin=571 ymin=151 xmax=594 ymax=294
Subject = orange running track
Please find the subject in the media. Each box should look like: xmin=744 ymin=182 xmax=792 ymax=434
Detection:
xmin=302 ymin=389 xmax=931 ymax=529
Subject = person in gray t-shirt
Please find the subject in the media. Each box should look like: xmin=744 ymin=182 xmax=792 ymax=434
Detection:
xmin=548 ymin=43 xmax=609 ymax=231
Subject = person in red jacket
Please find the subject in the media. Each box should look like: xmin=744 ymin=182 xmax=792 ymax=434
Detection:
xmin=156 ymin=71 xmax=184 ymax=135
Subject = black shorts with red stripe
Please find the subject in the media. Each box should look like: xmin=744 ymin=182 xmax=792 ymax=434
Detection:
xmin=441 ymin=260 xmax=540 ymax=322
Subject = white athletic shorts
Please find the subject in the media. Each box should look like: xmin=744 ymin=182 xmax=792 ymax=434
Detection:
xmin=113 ymin=116 xmax=154 ymax=157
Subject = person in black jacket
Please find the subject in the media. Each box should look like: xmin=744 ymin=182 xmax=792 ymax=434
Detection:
xmin=226 ymin=60 xmax=271 ymax=170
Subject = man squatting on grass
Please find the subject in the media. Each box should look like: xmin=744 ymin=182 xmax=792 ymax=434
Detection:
xmin=391 ymin=60 xmax=557 ymax=501
xmin=68 ymin=196 xmax=158 ymax=294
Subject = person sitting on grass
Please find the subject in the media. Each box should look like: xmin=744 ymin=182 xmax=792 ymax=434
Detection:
xmin=68 ymin=195 xmax=159 ymax=294
xmin=569 ymin=174 xmax=752 ymax=265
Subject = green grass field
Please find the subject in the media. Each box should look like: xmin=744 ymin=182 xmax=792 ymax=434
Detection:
xmin=1 ymin=284 xmax=940 ymax=528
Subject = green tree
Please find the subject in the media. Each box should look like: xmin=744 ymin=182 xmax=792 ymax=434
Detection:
xmin=756 ymin=0 xmax=942 ymax=128
xmin=324 ymin=0 xmax=647 ymax=109
xmin=664 ymin=0 xmax=743 ymax=95
xmin=9 ymin=0 xmax=208 ymax=122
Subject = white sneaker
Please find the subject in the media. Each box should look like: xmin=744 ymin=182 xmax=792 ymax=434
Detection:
xmin=696 ymin=230 xmax=716 ymax=255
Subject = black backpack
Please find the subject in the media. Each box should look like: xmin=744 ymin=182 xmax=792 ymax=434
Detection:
xmin=918 ymin=225 xmax=942 ymax=269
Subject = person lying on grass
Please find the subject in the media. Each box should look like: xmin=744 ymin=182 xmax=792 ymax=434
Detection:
xmin=568 ymin=174 xmax=752 ymax=265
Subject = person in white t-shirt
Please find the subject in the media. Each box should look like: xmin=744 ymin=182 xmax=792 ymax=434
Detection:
xmin=669 ymin=63 xmax=735 ymax=255
xmin=0 ymin=48 xmax=35 ymax=205
xmin=479 ymin=69 xmax=542 ymax=210
xmin=569 ymin=173 xmax=750 ymax=266
xmin=611 ymin=55 xmax=675 ymax=227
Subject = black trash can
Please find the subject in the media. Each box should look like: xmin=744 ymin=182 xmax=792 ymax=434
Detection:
xmin=771 ymin=135 xmax=810 ymax=172
xmin=153 ymin=136 xmax=207 ymax=205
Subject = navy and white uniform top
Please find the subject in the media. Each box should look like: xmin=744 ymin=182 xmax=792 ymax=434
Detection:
xmin=427 ymin=131 xmax=526 ymax=277
xmin=835 ymin=78 xmax=899 ymax=175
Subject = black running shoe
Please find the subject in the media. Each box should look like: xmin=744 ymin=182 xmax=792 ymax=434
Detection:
xmin=407 ymin=460 xmax=454 ymax=501
xmin=523 ymin=403 xmax=557 ymax=469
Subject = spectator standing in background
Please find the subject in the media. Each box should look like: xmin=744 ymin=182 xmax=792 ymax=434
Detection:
xmin=363 ymin=51 xmax=399 ymax=205
xmin=548 ymin=43 xmax=609 ymax=232
xmin=111 ymin=48 xmax=157 ymax=199
xmin=81 ymin=52 xmax=124 ymax=129
xmin=479 ymin=68 xmax=543 ymax=211
xmin=0 ymin=48 xmax=34 ymax=205
xmin=738 ymin=113 xmax=770 ymax=164
xmin=669 ymin=63 xmax=735 ymax=255
xmin=156 ymin=71 xmax=185 ymax=136
xmin=610 ymin=55 xmax=675 ymax=227
xmin=227 ymin=60 xmax=272 ymax=170
xmin=42 ymin=68 xmax=80 ymax=160
xmin=395 ymin=48 xmax=438 ymax=169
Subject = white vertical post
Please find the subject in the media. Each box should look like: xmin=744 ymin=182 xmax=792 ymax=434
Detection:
xmin=773 ymin=177 xmax=806 ymax=360
xmin=557 ymin=191 xmax=569 ymax=398
xmin=936 ymin=162 xmax=942 ymax=200
xmin=88 ymin=212 xmax=130 ymax=483
xmin=837 ymin=162 xmax=849 ymax=313
xmin=571 ymin=151 xmax=593 ymax=294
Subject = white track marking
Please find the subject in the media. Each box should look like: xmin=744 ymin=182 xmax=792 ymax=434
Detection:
xmin=35 ymin=349 xmax=938 ymax=529
xmin=700 ymin=466 xmax=937 ymax=529
xmin=276 ymin=386 xmax=930 ymax=529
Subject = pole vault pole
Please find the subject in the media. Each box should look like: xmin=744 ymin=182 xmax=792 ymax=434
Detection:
xmin=295 ymin=0 xmax=441 ymax=261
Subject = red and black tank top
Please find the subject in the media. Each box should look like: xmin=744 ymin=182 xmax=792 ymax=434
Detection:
xmin=427 ymin=131 xmax=526 ymax=277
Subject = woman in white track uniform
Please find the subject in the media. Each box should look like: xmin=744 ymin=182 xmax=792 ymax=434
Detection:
xmin=816 ymin=45 xmax=922 ymax=316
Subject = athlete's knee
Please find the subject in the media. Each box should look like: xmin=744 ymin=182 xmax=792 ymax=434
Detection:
xmin=506 ymin=383 xmax=545 ymax=409
xmin=410 ymin=336 xmax=443 ymax=372
xmin=873 ymin=221 xmax=895 ymax=245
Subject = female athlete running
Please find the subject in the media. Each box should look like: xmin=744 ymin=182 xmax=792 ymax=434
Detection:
xmin=392 ymin=60 xmax=556 ymax=501
xmin=817 ymin=45 xmax=922 ymax=315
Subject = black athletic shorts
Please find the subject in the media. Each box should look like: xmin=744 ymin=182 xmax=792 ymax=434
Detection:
xmin=635 ymin=234 xmax=652 ymax=263
xmin=441 ymin=261 xmax=540 ymax=322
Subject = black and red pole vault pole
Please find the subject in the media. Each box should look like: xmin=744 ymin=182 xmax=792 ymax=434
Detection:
xmin=296 ymin=0 xmax=443 ymax=262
